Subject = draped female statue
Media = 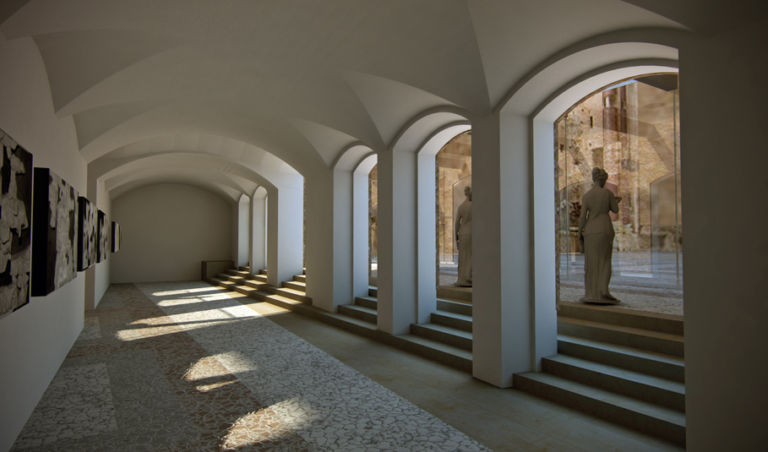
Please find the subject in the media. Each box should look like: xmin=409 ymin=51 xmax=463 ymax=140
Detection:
xmin=578 ymin=168 xmax=621 ymax=304
xmin=454 ymin=186 xmax=472 ymax=287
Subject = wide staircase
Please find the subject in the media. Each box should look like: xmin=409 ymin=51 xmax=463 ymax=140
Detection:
xmin=335 ymin=287 xmax=473 ymax=371
xmin=209 ymin=269 xmax=685 ymax=445
xmin=207 ymin=269 xmax=473 ymax=372
xmin=514 ymin=302 xmax=686 ymax=446
xmin=208 ymin=267 xmax=312 ymax=310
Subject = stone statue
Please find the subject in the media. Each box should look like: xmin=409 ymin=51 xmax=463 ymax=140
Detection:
xmin=454 ymin=186 xmax=472 ymax=287
xmin=578 ymin=168 xmax=621 ymax=304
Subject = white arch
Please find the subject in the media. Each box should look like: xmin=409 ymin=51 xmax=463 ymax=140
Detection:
xmin=529 ymin=63 xmax=680 ymax=366
xmin=376 ymin=107 xmax=471 ymax=334
xmin=470 ymin=35 xmax=680 ymax=387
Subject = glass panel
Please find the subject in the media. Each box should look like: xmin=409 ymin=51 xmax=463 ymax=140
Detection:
xmin=369 ymin=165 xmax=378 ymax=286
xmin=555 ymin=74 xmax=682 ymax=315
xmin=436 ymin=131 xmax=472 ymax=287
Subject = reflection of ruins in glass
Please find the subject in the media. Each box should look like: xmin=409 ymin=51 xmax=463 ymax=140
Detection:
xmin=555 ymin=74 xmax=682 ymax=312
xmin=436 ymin=131 xmax=471 ymax=286
xmin=368 ymin=165 xmax=377 ymax=285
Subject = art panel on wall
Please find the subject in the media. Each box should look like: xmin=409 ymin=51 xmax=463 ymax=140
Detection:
xmin=31 ymin=168 xmax=78 ymax=296
xmin=77 ymin=196 xmax=97 ymax=271
xmin=111 ymin=221 xmax=120 ymax=253
xmin=96 ymin=210 xmax=109 ymax=262
xmin=0 ymin=131 xmax=33 ymax=315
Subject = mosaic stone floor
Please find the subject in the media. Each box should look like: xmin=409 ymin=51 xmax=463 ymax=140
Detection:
xmin=12 ymin=283 xmax=488 ymax=451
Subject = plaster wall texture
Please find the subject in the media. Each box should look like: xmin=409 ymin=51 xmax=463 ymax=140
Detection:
xmin=679 ymin=18 xmax=768 ymax=450
xmin=0 ymin=36 xmax=86 ymax=452
xmin=110 ymin=183 xmax=233 ymax=283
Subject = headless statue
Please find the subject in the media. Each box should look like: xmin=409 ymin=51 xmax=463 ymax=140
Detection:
xmin=578 ymin=168 xmax=621 ymax=304
xmin=455 ymin=186 xmax=472 ymax=287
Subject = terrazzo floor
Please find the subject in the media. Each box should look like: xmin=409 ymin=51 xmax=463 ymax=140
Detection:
xmin=13 ymin=282 xmax=682 ymax=451
xmin=12 ymin=283 xmax=485 ymax=451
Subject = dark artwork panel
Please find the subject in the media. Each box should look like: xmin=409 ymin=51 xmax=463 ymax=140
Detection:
xmin=0 ymin=131 xmax=33 ymax=315
xmin=77 ymin=196 xmax=97 ymax=271
xmin=96 ymin=210 xmax=109 ymax=262
xmin=111 ymin=221 xmax=120 ymax=253
xmin=31 ymin=168 xmax=78 ymax=296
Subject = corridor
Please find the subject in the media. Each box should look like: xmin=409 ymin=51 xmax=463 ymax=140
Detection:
xmin=13 ymin=283 xmax=679 ymax=451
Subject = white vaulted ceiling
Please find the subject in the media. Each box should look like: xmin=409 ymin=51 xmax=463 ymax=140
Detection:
xmin=0 ymin=0 xmax=689 ymax=196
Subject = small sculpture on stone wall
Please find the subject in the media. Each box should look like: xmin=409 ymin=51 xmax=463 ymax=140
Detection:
xmin=455 ymin=186 xmax=472 ymax=287
xmin=578 ymin=168 xmax=621 ymax=304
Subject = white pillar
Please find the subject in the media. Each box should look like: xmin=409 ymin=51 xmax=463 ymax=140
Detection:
xmin=267 ymin=183 xmax=303 ymax=285
xmin=250 ymin=187 xmax=267 ymax=273
xmin=331 ymin=169 xmax=352 ymax=307
xmin=416 ymin=151 xmax=437 ymax=323
xmin=532 ymin=118 xmax=560 ymax=370
xmin=236 ymin=194 xmax=250 ymax=267
xmin=377 ymin=147 xmax=417 ymax=335
xmin=472 ymin=112 xmax=534 ymax=387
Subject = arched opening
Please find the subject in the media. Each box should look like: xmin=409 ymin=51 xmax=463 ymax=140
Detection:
xmin=435 ymin=131 xmax=472 ymax=303
xmin=368 ymin=164 xmax=378 ymax=287
xmin=554 ymin=73 xmax=682 ymax=315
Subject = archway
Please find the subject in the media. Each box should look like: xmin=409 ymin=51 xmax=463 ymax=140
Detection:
xmin=554 ymin=73 xmax=682 ymax=315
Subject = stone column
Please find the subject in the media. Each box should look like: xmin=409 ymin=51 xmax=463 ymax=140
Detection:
xmin=376 ymin=146 xmax=417 ymax=335
xmin=266 ymin=183 xmax=303 ymax=286
xmin=250 ymin=188 xmax=267 ymax=273
xmin=472 ymin=111 xmax=556 ymax=387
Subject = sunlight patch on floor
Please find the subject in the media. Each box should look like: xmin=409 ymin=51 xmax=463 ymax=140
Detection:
xmin=152 ymin=286 xmax=222 ymax=296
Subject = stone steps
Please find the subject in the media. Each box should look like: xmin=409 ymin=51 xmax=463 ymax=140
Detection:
xmin=282 ymin=280 xmax=306 ymax=292
xmin=558 ymin=335 xmax=685 ymax=383
xmin=513 ymin=372 xmax=685 ymax=446
xmin=213 ymin=271 xmax=311 ymax=306
xmin=436 ymin=299 xmax=472 ymax=317
xmin=410 ymin=323 xmax=472 ymax=351
xmin=558 ymin=317 xmax=684 ymax=357
xmin=430 ymin=310 xmax=472 ymax=332
xmin=558 ymin=301 xmax=683 ymax=335
xmin=542 ymin=354 xmax=685 ymax=412
xmin=353 ymin=295 xmax=378 ymax=310
xmin=515 ymin=302 xmax=686 ymax=446
xmin=337 ymin=304 xmax=377 ymax=324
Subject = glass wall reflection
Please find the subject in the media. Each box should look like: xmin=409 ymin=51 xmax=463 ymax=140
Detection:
xmin=369 ymin=164 xmax=378 ymax=286
xmin=555 ymin=74 xmax=682 ymax=315
xmin=436 ymin=131 xmax=472 ymax=288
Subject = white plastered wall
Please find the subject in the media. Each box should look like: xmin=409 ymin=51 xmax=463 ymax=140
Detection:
xmin=110 ymin=183 xmax=233 ymax=282
xmin=678 ymin=19 xmax=768 ymax=450
xmin=0 ymin=35 xmax=86 ymax=452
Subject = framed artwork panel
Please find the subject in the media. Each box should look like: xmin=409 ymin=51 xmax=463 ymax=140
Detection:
xmin=0 ymin=132 xmax=33 ymax=314
xmin=77 ymin=196 xmax=97 ymax=271
xmin=31 ymin=168 xmax=78 ymax=296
